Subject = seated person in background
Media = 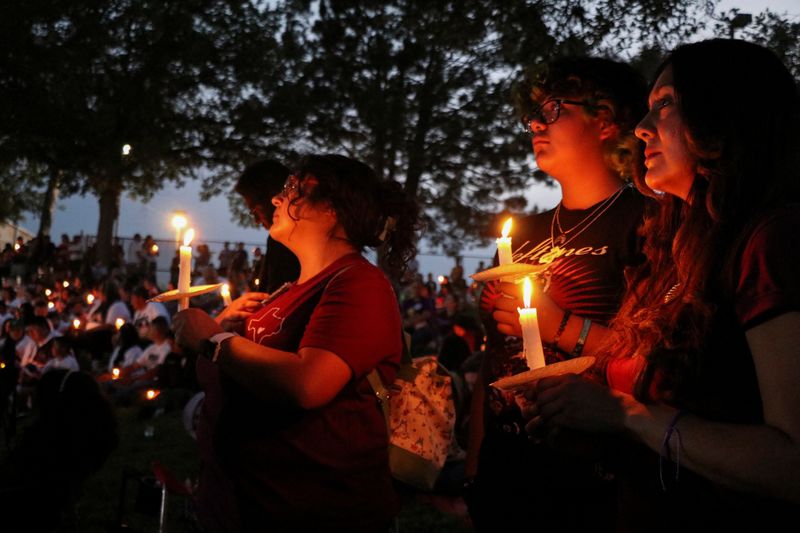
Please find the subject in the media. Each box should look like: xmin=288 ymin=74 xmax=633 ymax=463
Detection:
xmin=19 ymin=316 xmax=59 ymax=382
xmin=130 ymin=286 xmax=170 ymax=337
xmin=118 ymin=316 xmax=172 ymax=383
xmin=41 ymin=336 xmax=79 ymax=374
xmin=107 ymin=323 xmax=144 ymax=372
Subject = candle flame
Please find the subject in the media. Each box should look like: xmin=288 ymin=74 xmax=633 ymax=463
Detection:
xmin=63 ymin=280 xmax=70 ymax=288
xmin=183 ymin=228 xmax=195 ymax=247
xmin=86 ymin=294 xmax=95 ymax=304
xmin=48 ymin=301 xmax=55 ymax=310
xmin=437 ymin=275 xmax=445 ymax=284
xmin=221 ymin=283 xmax=230 ymax=297
xmin=146 ymin=389 xmax=160 ymax=400
xmin=522 ymin=277 xmax=533 ymax=308
xmin=72 ymin=318 xmax=81 ymax=329
xmin=115 ymin=318 xmax=125 ymax=330
xmin=254 ymin=278 xmax=260 ymax=287
xmin=14 ymin=243 xmax=20 ymax=251
xmin=0 ymin=362 xmax=5 ymax=369
xmin=151 ymin=244 xmax=158 ymax=253
xmin=45 ymin=289 xmax=52 ymax=296
xmin=501 ymin=218 xmax=513 ymax=238
xmin=112 ymin=368 xmax=120 ymax=379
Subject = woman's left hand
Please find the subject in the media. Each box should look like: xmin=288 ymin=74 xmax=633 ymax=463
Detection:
xmin=520 ymin=374 xmax=631 ymax=436
xmin=173 ymin=308 xmax=223 ymax=353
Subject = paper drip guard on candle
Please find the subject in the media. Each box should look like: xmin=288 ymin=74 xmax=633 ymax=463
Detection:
xmin=149 ymin=283 xmax=224 ymax=303
xmin=490 ymin=356 xmax=596 ymax=391
xmin=470 ymin=262 xmax=547 ymax=283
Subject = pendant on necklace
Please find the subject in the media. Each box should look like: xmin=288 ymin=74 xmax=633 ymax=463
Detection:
xmin=539 ymin=246 xmax=565 ymax=265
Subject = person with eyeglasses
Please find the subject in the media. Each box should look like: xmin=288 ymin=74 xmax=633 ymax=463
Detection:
xmin=173 ymin=154 xmax=419 ymax=532
xmin=464 ymin=57 xmax=649 ymax=531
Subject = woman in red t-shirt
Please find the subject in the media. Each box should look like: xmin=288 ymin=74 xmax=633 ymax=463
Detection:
xmin=174 ymin=154 xmax=419 ymax=532
xmin=520 ymin=40 xmax=800 ymax=531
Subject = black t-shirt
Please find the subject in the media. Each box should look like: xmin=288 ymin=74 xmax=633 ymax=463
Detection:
xmin=480 ymin=185 xmax=646 ymax=436
xmin=261 ymin=236 xmax=300 ymax=294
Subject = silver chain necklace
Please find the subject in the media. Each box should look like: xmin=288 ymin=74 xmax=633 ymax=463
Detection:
xmin=539 ymin=185 xmax=627 ymax=264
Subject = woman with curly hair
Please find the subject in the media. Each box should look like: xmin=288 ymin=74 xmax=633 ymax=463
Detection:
xmin=466 ymin=56 xmax=649 ymax=531
xmin=174 ymin=154 xmax=419 ymax=532
xmin=523 ymin=39 xmax=800 ymax=531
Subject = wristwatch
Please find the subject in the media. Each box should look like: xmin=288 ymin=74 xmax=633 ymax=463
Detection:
xmin=201 ymin=332 xmax=237 ymax=363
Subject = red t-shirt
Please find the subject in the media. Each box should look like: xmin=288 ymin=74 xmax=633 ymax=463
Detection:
xmin=605 ymin=206 xmax=800 ymax=531
xmin=196 ymin=253 xmax=401 ymax=531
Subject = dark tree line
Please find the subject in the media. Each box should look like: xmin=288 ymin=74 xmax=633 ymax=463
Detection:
xmin=1 ymin=0 xmax=798 ymax=263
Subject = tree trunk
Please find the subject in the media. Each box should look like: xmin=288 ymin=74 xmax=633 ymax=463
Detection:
xmin=36 ymin=172 xmax=59 ymax=239
xmin=96 ymin=183 xmax=121 ymax=266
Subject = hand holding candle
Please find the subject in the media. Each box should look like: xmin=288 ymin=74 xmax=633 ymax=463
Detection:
xmin=518 ymin=277 xmax=545 ymax=370
xmin=178 ymin=228 xmax=195 ymax=311
xmin=496 ymin=217 xmax=514 ymax=265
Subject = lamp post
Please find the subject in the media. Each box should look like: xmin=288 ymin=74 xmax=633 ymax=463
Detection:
xmin=729 ymin=12 xmax=752 ymax=38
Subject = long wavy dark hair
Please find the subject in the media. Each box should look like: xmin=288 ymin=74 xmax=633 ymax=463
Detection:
xmin=605 ymin=40 xmax=800 ymax=404
xmin=289 ymin=154 xmax=420 ymax=279
xmin=513 ymin=56 xmax=648 ymax=181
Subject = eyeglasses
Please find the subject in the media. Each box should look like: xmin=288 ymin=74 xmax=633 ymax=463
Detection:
xmin=276 ymin=175 xmax=300 ymax=199
xmin=521 ymin=99 xmax=608 ymax=133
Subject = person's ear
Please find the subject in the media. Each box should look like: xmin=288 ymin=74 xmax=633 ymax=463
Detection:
xmin=596 ymin=110 xmax=619 ymax=142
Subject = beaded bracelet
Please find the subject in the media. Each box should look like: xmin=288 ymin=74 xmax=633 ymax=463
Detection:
xmin=551 ymin=309 xmax=572 ymax=352
xmin=659 ymin=409 xmax=687 ymax=491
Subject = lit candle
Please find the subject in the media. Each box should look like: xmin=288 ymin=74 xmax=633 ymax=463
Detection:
xmin=72 ymin=318 xmax=81 ymax=330
xmin=437 ymin=275 xmax=445 ymax=284
xmin=146 ymin=389 xmax=159 ymax=400
xmin=115 ymin=318 xmax=125 ymax=330
xmin=86 ymin=293 xmax=95 ymax=305
xmin=517 ymin=277 xmax=545 ymax=370
xmin=178 ymin=228 xmax=194 ymax=311
xmin=14 ymin=243 xmax=20 ymax=252
xmin=496 ymin=218 xmax=513 ymax=265
xmin=112 ymin=368 xmax=120 ymax=380
xmin=254 ymin=278 xmax=260 ymax=288
xmin=220 ymin=283 xmax=232 ymax=307
xmin=63 ymin=280 xmax=70 ymax=288
xmin=47 ymin=301 xmax=55 ymax=310
xmin=151 ymin=244 xmax=159 ymax=254
xmin=45 ymin=289 xmax=52 ymax=297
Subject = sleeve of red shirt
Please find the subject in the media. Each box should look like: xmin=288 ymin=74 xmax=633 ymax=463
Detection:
xmin=735 ymin=207 xmax=800 ymax=330
xmin=299 ymin=261 xmax=402 ymax=378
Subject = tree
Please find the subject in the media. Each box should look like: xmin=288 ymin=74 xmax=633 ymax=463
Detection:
xmin=271 ymin=0 xmax=716 ymax=255
xmin=0 ymin=0 xmax=288 ymax=264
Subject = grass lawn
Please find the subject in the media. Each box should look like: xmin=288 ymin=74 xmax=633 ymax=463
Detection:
xmin=10 ymin=387 xmax=472 ymax=532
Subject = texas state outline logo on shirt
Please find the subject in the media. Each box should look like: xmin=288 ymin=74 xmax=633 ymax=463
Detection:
xmin=246 ymin=306 xmax=287 ymax=345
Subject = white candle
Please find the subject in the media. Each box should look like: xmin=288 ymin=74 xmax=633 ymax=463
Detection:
xmin=518 ymin=277 xmax=545 ymax=370
xmin=496 ymin=217 xmax=513 ymax=265
xmin=220 ymin=283 xmax=232 ymax=307
xmin=178 ymin=228 xmax=194 ymax=310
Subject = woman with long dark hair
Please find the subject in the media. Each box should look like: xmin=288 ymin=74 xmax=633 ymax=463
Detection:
xmin=174 ymin=154 xmax=419 ymax=532
xmin=522 ymin=39 xmax=800 ymax=530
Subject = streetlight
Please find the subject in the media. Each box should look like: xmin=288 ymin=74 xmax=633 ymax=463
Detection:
xmin=729 ymin=12 xmax=752 ymax=38
xmin=171 ymin=211 xmax=188 ymax=246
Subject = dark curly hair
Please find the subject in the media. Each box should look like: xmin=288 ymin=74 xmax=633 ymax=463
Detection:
xmin=513 ymin=56 xmax=648 ymax=181
xmin=605 ymin=40 xmax=800 ymax=406
xmin=288 ymin=154 xmax=420 ymax=279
